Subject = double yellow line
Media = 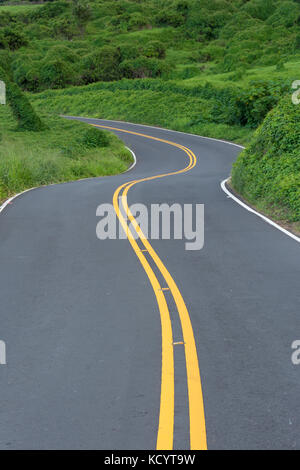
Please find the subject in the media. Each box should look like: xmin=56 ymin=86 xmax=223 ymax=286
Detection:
xmin=93 ymin=124 xmax=207 ymax=450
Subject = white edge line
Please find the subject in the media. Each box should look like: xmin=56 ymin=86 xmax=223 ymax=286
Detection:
xmin=124 ymin=146 xmax=137 ymax=173
xmin=221 ymin=178 xmax=300 ymax=244
xmin=0 ymin=187 xmax=37 ymax=215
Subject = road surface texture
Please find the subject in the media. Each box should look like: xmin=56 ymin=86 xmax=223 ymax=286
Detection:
xmin=0 ymin=118 xmax=299 ymax=450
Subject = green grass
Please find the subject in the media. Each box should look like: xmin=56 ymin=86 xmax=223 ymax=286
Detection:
xmin=0 ymin=3 xmax=43 ymax=14
xmin=179 ymin=59 xmax=300 ymax=88
xmin=0 ymin=104 xmax=133 ymax=203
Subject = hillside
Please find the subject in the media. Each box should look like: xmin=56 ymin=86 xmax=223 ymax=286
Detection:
xmin=1 ymin=0 xmax=299 ymax=139
xmin=1 ymin=0 xmax=300 ymax=91
xmin=0 ymin=0 xmax=299 ymax=226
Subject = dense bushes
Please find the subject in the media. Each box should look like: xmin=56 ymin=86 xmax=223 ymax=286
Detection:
xmin=10 ymin=41 xmax=171 ymax=90
xmin=28 ymin=1 xmax=70 ymax=21
xmin=233 ymin=80 xmax=290 ymax=128
xmin=82 ymin=127 xmax=110 ymax=148
xmin=2 ymin=0 xmax=300 ymax=94
xmin=40 ymin=60 xmax=76 ymax=89
xmin=0 ymin=31 xmax=7 ymax=50
xmin=119 ymin=57 xmax=171 ymax=79
xmin=52 ymin=18 xmax=78 ymax=40
xmin=81 ymin=46 xmax=122 ymax=84
xmin=232 ymin=96 xmax=300 ymax=221
xmin=2 ymin=28 xmax=28 ymax=51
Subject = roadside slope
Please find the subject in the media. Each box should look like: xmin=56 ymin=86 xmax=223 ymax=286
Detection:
xmin=231 ymin=96 xmax=300 ymax=234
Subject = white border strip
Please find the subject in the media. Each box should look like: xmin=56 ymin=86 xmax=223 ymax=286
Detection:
xmin=124 ymin=146 xmax=137 ymax=173
xmin=0 ymin=187 xmax=37 ymax=216
xmin=221 ymin=178 xmax=300 ymax=244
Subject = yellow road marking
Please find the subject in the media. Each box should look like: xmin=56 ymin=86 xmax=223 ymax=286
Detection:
xmin=93 ymin=124 xmax=207 ymax=450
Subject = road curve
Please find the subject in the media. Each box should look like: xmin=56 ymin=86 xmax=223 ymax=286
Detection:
xmin=0 ymin=118 xmax=299 ymax=450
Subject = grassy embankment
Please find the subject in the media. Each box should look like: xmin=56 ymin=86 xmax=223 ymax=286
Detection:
xmin=232 ymin=96 xmax=300 ymax=234
xmin=0 ymin=104 xmax=132 ymax=203
xmin=30 ymin=57 xmax=300 ymax=146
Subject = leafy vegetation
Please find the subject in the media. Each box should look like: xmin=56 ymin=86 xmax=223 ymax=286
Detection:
xmin=0 ymin=0 xmax=299 ymax=224
xmin=0 ymin=0 xmax=299 ymax=93
xmin=232 ymin=97 xmax=300 ymax=226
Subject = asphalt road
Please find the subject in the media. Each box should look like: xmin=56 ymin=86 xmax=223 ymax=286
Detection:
xmin=0 ymin=118 xmax=299 ymax=450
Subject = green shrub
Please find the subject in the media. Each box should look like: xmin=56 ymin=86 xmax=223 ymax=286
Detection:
xmin=52 ymin=18 xmax=78 ymax=40
xmin=144 ymin=41 xmax=166 ymax=59
xmin=13 ymin=59 xmax=37 ymax=91
xmin=233 ymin=80 xmax=290 ymax=128
xmin=118 ymin=43 xmax=141 ymax=61
xmin=155 ymin=9 xmax=185 ymax=27
xmin=24 ymin=23 xmax=52 ymax=41
xmin=44 ymin=46 xmax=79 ymax=65
xmin=0 ymin=31 xmax=7 ymax=49
xmin=0 ymin=12 xmax=12 ymax=29
xmin=3 ymin=28 xmax=28 ymax=51
xmin=266 ymin=1 xmax=300 ymax=27
xmin=128 ymin=12 xmax=150 ymax=30
xmin=232 ymin=96 xmax=300 ymax=221
xmin=82 ymin=127 xmax=110 ymax=148
xmin=81 ymin=46 xmax=121 ymax=83
xmin=0 ymin=50 xmax=12 ymax=75
xmin=295 ymin=34 xmax=300 ymax=50
xmin=29 ymin=1 xmax=70 ymax=20
xmin=119 ymin=57 xmax=171 ymax=79
xmin=242 ymin=0 xmax=276 ymax=21
xmin=40 ymin=60 xmax=76 ymax=89
xmin=185 ymin=2 xmax=230 ymax=40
